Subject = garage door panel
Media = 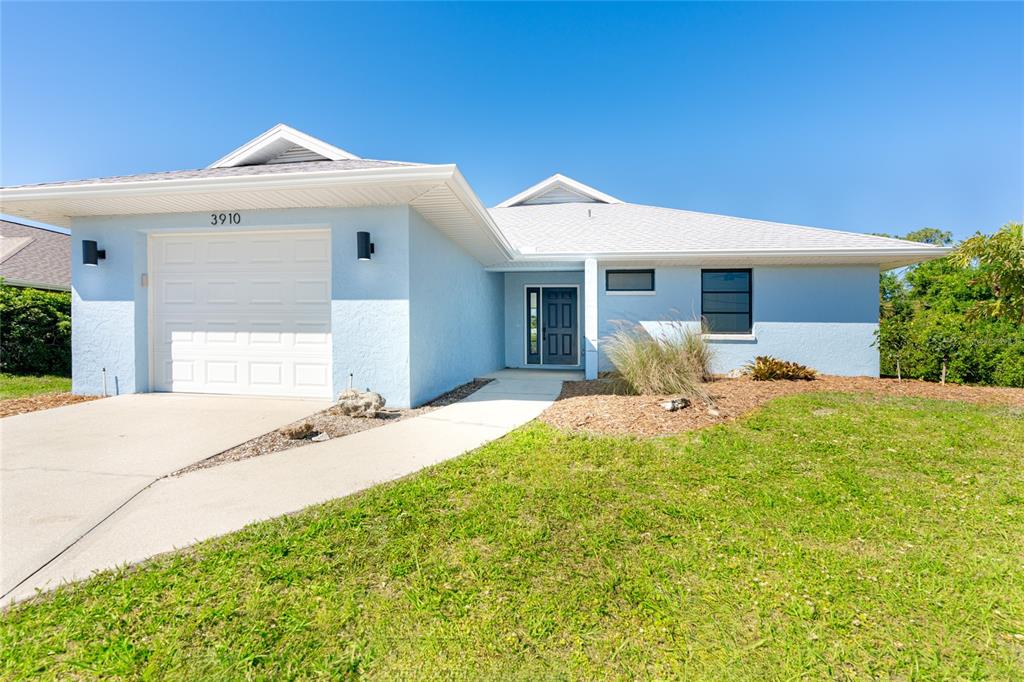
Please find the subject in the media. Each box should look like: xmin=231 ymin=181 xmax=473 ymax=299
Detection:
xmin=294 ymin=236 xmax=330 ymax=263
xmin=151 ymin=230 xmax=332 ymax=398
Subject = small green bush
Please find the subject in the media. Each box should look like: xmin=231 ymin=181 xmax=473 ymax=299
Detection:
xmin=604 ymin=321 xmax=713 ymax=399
xmin=0 ymin=283 xmax=72 ymax=376
xmin=745 ymin=356 xmax=817 ymax=381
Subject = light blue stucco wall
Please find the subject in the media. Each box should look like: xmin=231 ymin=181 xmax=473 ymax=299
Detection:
xmin=70 ymin=223 xmax=148 ymax=396
xmin=70 ymin=207 xmax=415 ymax=405
xmin=503 ymin=270 xmax=585 ymax=369
xmin=407 ymin=209 xmax=504 ymax=405
xmin=596 ymin=264 xmax=880 ymax=376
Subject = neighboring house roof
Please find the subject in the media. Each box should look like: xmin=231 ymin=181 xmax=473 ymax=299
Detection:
xmin=0 ymin=220 xmax=71 ymax=290
xmin=0 ymin=125 xmax=951 ymax=269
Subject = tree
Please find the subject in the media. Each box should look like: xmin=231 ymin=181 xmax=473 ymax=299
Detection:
xmin=920 ymin=313 xmax=963 ymax=385
xmin=903 ymin=227 xmax=953 ymax=246
xmin=950 ymin=222 xmax=1024 ymax=322
xmin=875 ymin=316 xmax=909 ymax=381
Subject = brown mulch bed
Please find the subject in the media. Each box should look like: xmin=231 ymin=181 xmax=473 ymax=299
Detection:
xmin=540 ymin=375 xmax=1024 ymax=437
xmin=174 ymin=378 xmax=493 ymax=475
xmin=0 ymin=393 xmax=100 ymax=418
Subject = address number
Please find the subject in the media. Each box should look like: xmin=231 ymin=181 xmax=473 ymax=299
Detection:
xmin=211 ymin=212 xmax=241 ymax=226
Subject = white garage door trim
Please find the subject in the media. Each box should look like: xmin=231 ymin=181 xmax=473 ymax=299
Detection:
xmin=148 ymin=228 xmax=333 ymax=399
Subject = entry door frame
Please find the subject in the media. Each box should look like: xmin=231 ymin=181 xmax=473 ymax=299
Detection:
xmin=523 ymin=284 xmax=581 ymax=367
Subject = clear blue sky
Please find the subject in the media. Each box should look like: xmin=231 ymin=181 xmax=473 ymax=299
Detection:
xmin=2 ymin=2 xmax=1021 ymax=240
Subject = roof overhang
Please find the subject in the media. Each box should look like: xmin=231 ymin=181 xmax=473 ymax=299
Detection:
xmin=0 ymin=165 xmax=515 ymax=265
xmin=504 ymin=247 xmax=952 ymax=271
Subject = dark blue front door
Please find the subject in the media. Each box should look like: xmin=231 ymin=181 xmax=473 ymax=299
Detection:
xmin=542 ymin=288 xmax=578 ymax=365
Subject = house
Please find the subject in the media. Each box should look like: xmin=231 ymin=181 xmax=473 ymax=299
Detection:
xmin=0 ymin=124 xmax=950 ymax=406
xmin=0 ymin=219 xmax=71 ymax=291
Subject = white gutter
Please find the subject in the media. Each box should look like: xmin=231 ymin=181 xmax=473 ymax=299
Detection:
xmin=506 ymin=246 xmax=953 ymax=261
xmin=0 ymin=164 xmax=458 ymax=201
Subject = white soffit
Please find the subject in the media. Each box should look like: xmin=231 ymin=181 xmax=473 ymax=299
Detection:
xmin=496 ymin=173 xmax=622 ymax=208
xmin=209 ymin=124 xmax=361 ymax=168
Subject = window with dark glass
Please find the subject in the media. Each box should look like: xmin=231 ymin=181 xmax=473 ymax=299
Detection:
xmin=606 ymin=269 xmax=655 ymax=292
xmin=701 ymin=269 xmax=752 ymax=333
xmin=526 ymin=287 xmax=541 ymax=364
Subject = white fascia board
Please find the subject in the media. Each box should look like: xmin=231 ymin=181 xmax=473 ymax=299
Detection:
xmin=495 ymin=173 xmax=622 ymax=208
xmin=0 ymin=165 xmax=456 ymax=203
xmin=484 ymin=262 xmax=585 ymax=272
xmin=507 ymin=246 xmax=953 ymax=264
xmin=208 ymin=123 xmax=360 ymax=168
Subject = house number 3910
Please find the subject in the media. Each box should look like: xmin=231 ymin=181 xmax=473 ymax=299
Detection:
xmin=210 ymin=212 xmax=241 ymax=226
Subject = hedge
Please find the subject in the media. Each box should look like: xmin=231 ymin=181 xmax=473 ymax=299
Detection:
xmin=878 ymin=311 xmax=1024 ymax=388
xmin=0 ymin=283 xmax=72 ymax=376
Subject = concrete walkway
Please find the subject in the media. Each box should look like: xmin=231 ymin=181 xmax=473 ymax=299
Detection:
xmin=4 ymin=370 xmax=578 ymax=603
xmin=1 ymin=394 xmax=331 ymax=602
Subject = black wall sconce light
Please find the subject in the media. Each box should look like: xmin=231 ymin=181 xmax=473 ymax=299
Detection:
xmin=82 ymin=240 xmax=106 ymax=266
xmin=357 ymin=231 xmax=375 ymax=261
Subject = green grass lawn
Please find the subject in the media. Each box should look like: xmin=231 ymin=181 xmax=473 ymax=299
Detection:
xmin=2 ymin=393 xmax=1022 ymax=679
xmin=0 ymin=373 xmax=71 ymax=399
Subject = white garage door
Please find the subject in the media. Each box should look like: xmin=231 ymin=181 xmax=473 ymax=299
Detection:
xmin=150 ymin=230 xmax=333 ymax=398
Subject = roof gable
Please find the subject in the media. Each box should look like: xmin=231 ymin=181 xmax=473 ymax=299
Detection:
xmin=208 ymin=124 xmax=360 ymax=168
xmin=496 ymin=173 xmax=621 ymax=208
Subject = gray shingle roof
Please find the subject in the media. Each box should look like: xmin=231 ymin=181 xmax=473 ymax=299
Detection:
xmin=489 ymin=201 xmax=945 ymax=256
xmin=0 ymin=220 xmax=70 ymax=290
xmin=4 ymin=158 xmax=422 ymax=190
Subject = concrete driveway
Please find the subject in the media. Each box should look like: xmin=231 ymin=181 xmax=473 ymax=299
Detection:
xmin=3 ymin=370 xmax=578 ymax=603
xmin=1 ymin=393 xmax=330 ymax=600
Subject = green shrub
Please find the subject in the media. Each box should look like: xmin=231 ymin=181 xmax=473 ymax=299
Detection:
xmin=878 ymin=310 xmax=1024 ymax=387
xmin=745 ymin=356 xmax=817 ymax=381
xmin=0 ymin=283 xmax=72 ymax=376
xmin=993 ymin=351 xmax=1024 ymax=388
xmin=604 ymin=321 xmax=713 ymax=399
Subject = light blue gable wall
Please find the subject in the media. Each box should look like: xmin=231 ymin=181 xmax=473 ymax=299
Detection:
xmin=596 ymin=264 xmax=880 ymax=376
xmin=503 ymin=270 xmax=585 ymax=369
xmin=70 ymin=207 xmax=414 ymax=405
xmin=407 ymin=208 xmax=504 ymax=406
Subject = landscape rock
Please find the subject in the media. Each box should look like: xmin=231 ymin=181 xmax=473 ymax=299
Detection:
xmin=310 ymin=432 xmax=330 ymax=442
xmin=280 ymin=421 xmax=315 ymax=440
xmin=336 ymin=389 xmax=386 ymax=418
xmin=660 ymin=397 xmax=691 ymax=412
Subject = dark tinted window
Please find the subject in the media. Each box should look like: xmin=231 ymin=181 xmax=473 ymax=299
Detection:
xmin=606 ymin=269 xmax=655 ymax=292
xmin=702 ymin=270 xmax=751 ymax=333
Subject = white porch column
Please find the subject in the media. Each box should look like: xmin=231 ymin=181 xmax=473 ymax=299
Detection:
xmin=584 ymin=257 xmax=599 ymax=380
